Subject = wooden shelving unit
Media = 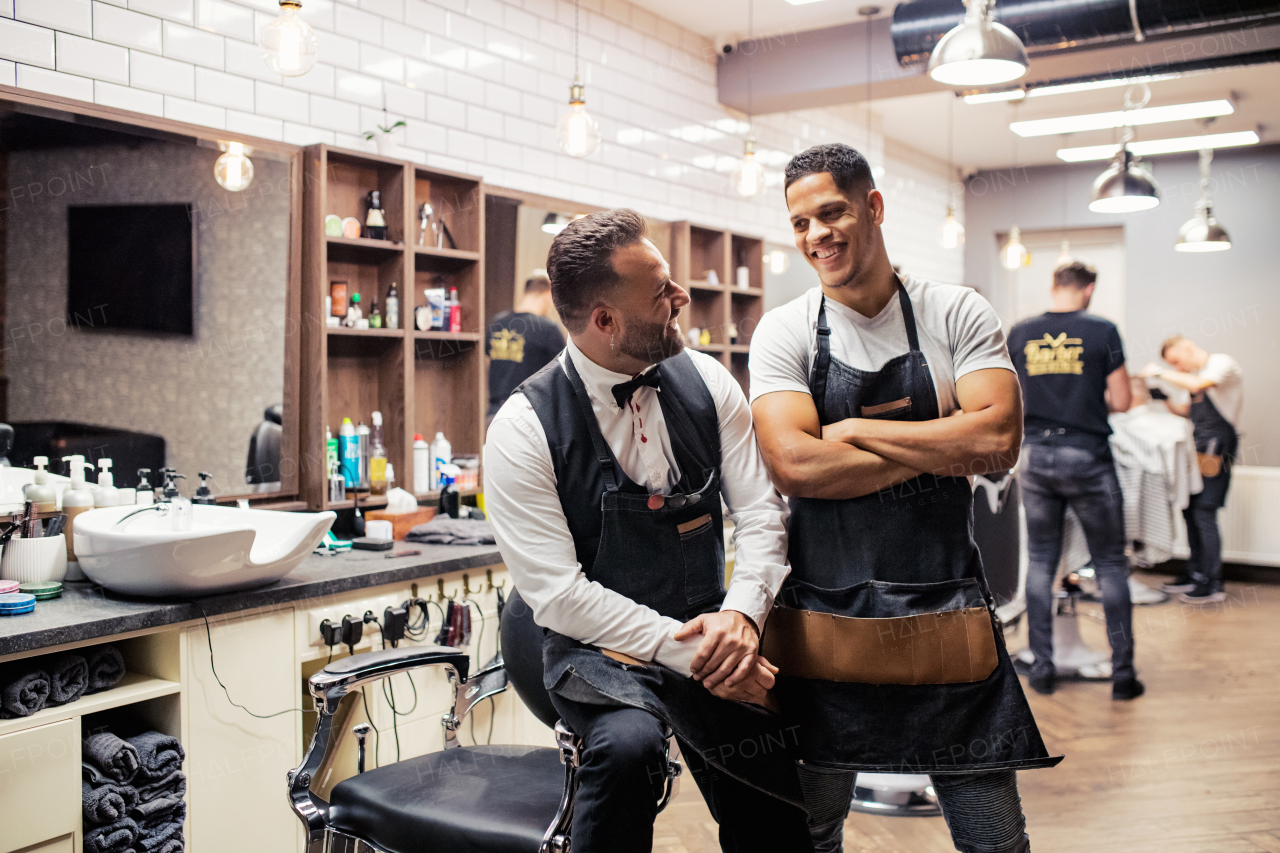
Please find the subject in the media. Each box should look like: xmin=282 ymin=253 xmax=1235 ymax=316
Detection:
xmin=670 ymin=222 xmax=766 ymax=394
xmin=300 ymin=146 xmax=485 ymax=511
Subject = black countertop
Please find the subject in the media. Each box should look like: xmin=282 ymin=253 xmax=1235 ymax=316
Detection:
xmin=0 ymin=544 xmax=503 ymax=657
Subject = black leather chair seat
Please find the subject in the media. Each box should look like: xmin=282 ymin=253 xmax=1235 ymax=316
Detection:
xmin=328 ymin=745 xmax=565 ymax=853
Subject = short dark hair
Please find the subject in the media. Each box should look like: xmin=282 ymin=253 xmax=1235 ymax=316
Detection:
xmin=523 ymin=272 xmax=550 ymax=294
xmin=1053 ymin=260 xmax=1097 ymax=290
xmin=547 ymin=208 xmax=648 ymax=333
xmin=784 ymin=143 xmax=875 ymax=198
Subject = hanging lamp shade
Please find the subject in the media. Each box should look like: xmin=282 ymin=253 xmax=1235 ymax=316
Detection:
xmin=928 ymin=0 xmax=1028 ymax=87
xmin=1001 ymin=225 xmax=1028 ymax=270
xmin=1175 ymin=203 xmax=1231 ymax=252
xmin=1089 ymin=147 xmax=1160 ymax=212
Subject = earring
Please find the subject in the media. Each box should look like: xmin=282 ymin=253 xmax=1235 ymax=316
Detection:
xmin=610 ymin=333 xmax=615 ymax=352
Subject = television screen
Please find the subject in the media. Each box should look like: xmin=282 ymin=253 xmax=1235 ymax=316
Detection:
xmin=67 ymin=204 xmax=195 ymax=336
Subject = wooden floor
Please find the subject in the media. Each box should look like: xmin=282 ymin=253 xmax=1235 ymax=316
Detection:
xmin=653 ymin=571 xmax=1280 ymax=853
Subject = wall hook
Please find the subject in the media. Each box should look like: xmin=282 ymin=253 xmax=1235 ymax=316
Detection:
xmin=438 ymin=578 xmax=456 ymax=601
xmin=461 ymin=574 xmax=479 ymax=597
xmin=486 ymin=568 xmax=506 ymax=593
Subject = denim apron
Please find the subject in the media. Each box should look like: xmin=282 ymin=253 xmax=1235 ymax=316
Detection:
xmin=773 ymin=282 xmax=1060 ymax=774
xmin=1189 ymin=390 xmax=1238 ymax=508
xmin=519 ymin=352 xmax=807 ymax=810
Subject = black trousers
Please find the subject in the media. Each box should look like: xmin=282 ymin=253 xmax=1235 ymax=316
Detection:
xmin=553 ymin=699 xmax=813 ymax=853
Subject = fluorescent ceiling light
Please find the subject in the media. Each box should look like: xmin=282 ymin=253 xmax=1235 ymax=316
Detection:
xmin=1057 ymin=130 xmax=1260 ymax=162
xmin=1011 ymin=99 xmax=1234 ymax=137
xmin=963 ymin=73 xmax=1181 ymax=105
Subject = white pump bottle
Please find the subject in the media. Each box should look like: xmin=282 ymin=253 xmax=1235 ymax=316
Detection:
xmin=60 ymin=455 xmax=96 ymax=580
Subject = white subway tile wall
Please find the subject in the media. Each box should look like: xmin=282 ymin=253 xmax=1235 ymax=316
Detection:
xmin=4 ymin=0 xmax=964 ymax=280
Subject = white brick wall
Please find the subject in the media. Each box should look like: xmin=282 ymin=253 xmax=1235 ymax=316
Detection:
xmin=0 ymin=0 xmax=964 ymax=280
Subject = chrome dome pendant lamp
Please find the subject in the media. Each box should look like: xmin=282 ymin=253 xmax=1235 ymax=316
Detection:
xmin=928 ymin=0 xmax=1028 ymax=87
xmin=1175 ymin=147 xmax=1231 ymax=252
xmin=1089 ymin=85 xmax=1160 ymax=213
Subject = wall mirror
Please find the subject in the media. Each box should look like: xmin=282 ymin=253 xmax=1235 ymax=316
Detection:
xmin=0 ymin=93 xmax=301 ymax=503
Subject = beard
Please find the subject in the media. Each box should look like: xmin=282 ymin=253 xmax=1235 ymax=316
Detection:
xmin=618 ymin=316 xmax=685 ymax=364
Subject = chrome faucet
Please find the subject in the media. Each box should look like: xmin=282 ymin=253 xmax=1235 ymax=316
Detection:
xmin=115 ymin=503 xmax=170 ymax=527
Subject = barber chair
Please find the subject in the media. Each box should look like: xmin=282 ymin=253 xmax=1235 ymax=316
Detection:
xmin=287 ymin=590 xmax=682 ymax=853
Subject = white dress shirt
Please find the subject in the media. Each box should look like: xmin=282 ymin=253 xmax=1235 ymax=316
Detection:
xmin=484 ymin=339 xmax=790 ymax=677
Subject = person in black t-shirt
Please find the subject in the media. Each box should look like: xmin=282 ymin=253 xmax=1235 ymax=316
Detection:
xmin=1007 ymin=261 xmax=1142 ymax=701
xmin=486 ymin=272 xmax=565 ymax=423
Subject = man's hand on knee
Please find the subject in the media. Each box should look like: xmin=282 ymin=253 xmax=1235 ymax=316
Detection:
xmin=674 ymin=610 xmax=760 ymax=689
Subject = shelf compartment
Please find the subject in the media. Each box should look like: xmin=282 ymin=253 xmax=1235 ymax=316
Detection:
xmin=413 ymin=339 xmax=483 ymax=490
xmin=325 ymin=334 xmax=406 ymax=508
xmin=325 ymin=150 xmax=406 ymax=244
xmin=730 ymin=286 xmax=764 ymax=298
xmin=730 ymin=234 xmax=764 ymax=291
xmin=412 ymin=254 xmax=481 ymax=335
xmin=0 ymin=672 xmax=180 ymax=738
xmin=680 ymin=288 xmax=727 ymax=345
xmin=413 ymin=167 xmax=482 ymax=254
xmin=326 ymin=249 xmax=405 ymax=331
xmin=688 ymin=225 xmax=727 ymax=284
xmin=730 ymin=350 xmax=751 ymax=394
xmin=413 ymin=245 xmax=481 ymax=263
xmin=326 ymin=235 xmax=404 ymax=260
xmin=327 ymin=327 xmax=405 ymax=338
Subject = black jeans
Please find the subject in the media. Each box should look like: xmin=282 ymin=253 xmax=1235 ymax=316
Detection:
xmin=1183 ymin=504 xmax=1224 ymax=589
xmin=1020 ymin=443 xmax=1135 ymax=683
xmin=552 ymin=700 xmax=813 ymax=853
xmin=798 ymin=765 xmax=1029 ymax=853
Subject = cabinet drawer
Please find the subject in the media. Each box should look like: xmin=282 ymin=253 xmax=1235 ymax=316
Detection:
xmin=0 ymin=718 xmax=80 ymax=853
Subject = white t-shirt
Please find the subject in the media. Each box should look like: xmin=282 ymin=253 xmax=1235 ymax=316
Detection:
xmin=749 ymin=275 xmax=1014 ymax=413
xmin=1198 ymin=352 xmax=1244 ymax=428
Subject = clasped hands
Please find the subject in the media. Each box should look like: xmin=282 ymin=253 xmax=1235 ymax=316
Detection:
xmin=674 ymin=610 xmax=778 ymax=710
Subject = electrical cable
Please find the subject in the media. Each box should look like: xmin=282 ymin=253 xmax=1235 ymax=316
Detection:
xmin=192 ymin=600 xmax=303 ymax=719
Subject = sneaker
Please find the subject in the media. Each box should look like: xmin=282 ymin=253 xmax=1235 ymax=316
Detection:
xmin=1112 ymin=678 xmax=1145 ymax=701
xmin=1161 ymin=574 xmax=1198 ymax=593
xmin=1180 ymin=582 xmax=1227 ymax=604
xmin=1028 ymin=672 xmax=1055 ymax=695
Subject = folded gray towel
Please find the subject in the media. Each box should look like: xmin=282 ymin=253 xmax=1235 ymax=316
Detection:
xmin=86 ymin=645 xmax=126 ymax=694
xmin=405 ymin=517 xmax=496 ymax=546
xmin=138 ymin=820 xmax=184 ymax=853
xmin=126 ymin=731 xmax=185 ymax=781
xmin=83 ymin=778 xmax=140 ymax=824
xmin=132 ymin=795 xmax=184 ymax=826
xmin=1 ymin=665 xmax=50 ymax=717
xmin=48 ymin=654 xmax=89 ymax=705
xmin=84 ymin=816 xmax=138 ymax=853
xmin=135 ymin=768 xmax=186 ymax=802
xmin=84 ymin=732 xmax=141 ymax=784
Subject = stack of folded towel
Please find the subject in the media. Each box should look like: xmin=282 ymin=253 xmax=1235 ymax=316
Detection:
xmin=0 ymin=644 xmax=126 ymax=718
xmin=82 ymin=727 xmax=187 ymax=853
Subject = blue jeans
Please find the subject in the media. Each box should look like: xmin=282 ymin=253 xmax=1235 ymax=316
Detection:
xmin=1183 ymin=505 xmax=1223 ymax=589
xmin=1020 ymin=443 xmax=1135 ymax=683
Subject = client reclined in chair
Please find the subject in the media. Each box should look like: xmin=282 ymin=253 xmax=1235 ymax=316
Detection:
xmin=482 ymin=210 xmax=812 ymax=852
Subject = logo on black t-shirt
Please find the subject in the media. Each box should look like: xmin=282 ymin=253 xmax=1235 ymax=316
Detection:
xmin=1023 ymin=333 xmax=1084 ymax=376
xmin=490 ymin=328 xmax=527 ymax=363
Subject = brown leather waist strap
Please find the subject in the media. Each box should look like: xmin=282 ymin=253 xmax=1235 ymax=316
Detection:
xmin=760 ymin=605 xmax=999 ymax=685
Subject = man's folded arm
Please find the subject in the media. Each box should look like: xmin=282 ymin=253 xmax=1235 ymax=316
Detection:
xmin=751 ymin=390 xmax=924 ymax=500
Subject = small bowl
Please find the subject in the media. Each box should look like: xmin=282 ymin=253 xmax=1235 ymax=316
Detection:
xmin=1 ymin=535 xmax=69 ymax=584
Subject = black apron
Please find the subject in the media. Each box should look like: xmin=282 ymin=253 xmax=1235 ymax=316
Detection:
xmin=1189 ymin=390 xmax=1238 ymax=508
xmin=519 ymin=352 xmax=806 ymax=811
xmin=774 ymin=283 xmax=1061 ymax=775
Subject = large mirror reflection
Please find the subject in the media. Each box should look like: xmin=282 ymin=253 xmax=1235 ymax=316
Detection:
xmin=0 ymin=106 xmax=293 ymax=502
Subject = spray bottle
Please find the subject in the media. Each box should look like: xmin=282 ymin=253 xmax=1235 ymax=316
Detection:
xmin=22 ymin=456 xmax=57 ymax=513
xmin=339 ymin=418 xmax=358 ymax=491
xmin=92 ymin=459 xmax=120 ymax=507
xmin=60 ymin=455 xmax=95 ymax=580
xmin=356 ymin=421 xmax=371 ymax=491
xmin=430 ymin=431 xmax=451 ymax=491
xmin=369 ymin=411 xmax=387 ymax=495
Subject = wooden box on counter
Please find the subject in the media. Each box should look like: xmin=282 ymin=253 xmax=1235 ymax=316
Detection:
xmin=364 ymin=506 xmax=438 ymax=541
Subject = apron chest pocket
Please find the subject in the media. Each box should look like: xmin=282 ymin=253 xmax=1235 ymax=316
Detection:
xmin=677 ymin=513 xmax=723 ymax=605
xmin=861 ymin=397 xmax=912 ymax=419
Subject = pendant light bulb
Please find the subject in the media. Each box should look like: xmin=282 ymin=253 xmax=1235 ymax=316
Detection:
xmin=1001 ymin=225 xmax=1028 ymax=270
xmin=1089 ymin=146 xmax=1160 ymax=213
xmin=928 ymin=0 xmax=1028 ymax=87
xmin=214 ymin=141 xmax=254 ymax=192
xmin=1057 ymin=239 xmax=1072 ymax=265
xmin=260 ymin=0 xmax=318 ymax=77
xmin=1175 ymin=148 xmax=1231 ymax=252
xmin=733 ymin=138 xmax=765 ymax=197
xmin=939 ymin=204 xmax=965 ymax=249
xmin=557 ymin=80 xmax=600 ymax=158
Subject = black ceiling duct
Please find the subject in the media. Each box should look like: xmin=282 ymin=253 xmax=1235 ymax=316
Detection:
xmin=891 ymin=0 xmax=1280 ymax=67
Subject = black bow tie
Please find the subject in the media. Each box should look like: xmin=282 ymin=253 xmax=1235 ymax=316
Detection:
xmin=612 ymin=370 xmax=661 ymax=408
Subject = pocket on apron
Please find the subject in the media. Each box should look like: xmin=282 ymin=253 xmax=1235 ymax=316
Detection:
xmin=678 ymin=512 xmax=724 ymax=606
xmin=763 ymin=578 xmax=999 ymax=685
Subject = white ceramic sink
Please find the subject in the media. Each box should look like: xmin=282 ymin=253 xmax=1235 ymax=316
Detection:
xmin=74 ymin=504 xmax=336 ymax=597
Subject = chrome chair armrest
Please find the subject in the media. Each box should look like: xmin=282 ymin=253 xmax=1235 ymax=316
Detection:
xmin=288 ymin=645 xmax=472 ymax=843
